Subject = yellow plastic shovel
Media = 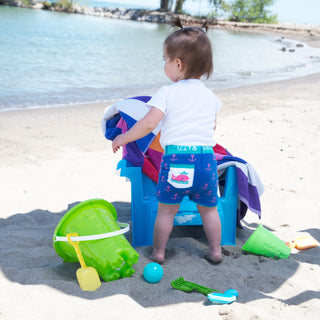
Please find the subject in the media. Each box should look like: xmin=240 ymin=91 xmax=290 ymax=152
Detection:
xmin=67 ymin=233 xmax=101 ymax=291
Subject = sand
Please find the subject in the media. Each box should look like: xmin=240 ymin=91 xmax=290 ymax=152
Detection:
xmin=1 ymin=37 xmax=320 ymax=320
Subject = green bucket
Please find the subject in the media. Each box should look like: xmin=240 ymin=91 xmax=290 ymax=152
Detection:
xmin=242 ymin=224 xmax=291 ymax=259
xmin=53 ymin=199 xmax=139 ymax=282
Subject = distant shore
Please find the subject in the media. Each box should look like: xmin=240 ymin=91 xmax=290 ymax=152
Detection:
xmin=2 ymin=1 xmax=320 ymax=47
xmin=218 ymin=21 xmax=320 ymax=48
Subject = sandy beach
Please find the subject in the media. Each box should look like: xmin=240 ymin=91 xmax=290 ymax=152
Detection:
xmin=1 ymin=30 xmax=320 ymax=319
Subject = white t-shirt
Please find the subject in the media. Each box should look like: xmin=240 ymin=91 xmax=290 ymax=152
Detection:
xmin=148 ymin=79 xmax=222 ymax=148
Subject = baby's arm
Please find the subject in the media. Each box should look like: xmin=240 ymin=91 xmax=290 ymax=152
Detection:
xmin=112 ymin=106 xmax=164 ymax=153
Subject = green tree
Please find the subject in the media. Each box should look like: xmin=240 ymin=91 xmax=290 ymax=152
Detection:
xmin=250 ymin=0 xmax=277 ymax=23
xmin=56 ymin=0 xmax=73 ymax=11
xmin=222 ymin=0 xmax=277 ymax=23
xmin=208 ymin=0 xmax=227 ymax=17
xmin=174 ymin=0 xmax=185 ymax=13
xmin=209 ymin=0 xmax=224 ymax=13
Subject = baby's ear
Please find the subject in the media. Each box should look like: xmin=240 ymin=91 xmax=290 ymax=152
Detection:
xmin=201 ymin=20 xmax=208 ymax=33
xmin=176 ymin=58 xmax=181 ymax=67
xmin=175 ymin=58 xmax=183 ymax=71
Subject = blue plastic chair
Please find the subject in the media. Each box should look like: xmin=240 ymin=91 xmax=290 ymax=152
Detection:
xmin=117 ymin=159 xmax=238 ymax=247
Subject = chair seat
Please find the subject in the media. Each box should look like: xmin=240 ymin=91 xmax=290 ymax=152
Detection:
xmin=117 ymin=159 xmax=238 ymax=247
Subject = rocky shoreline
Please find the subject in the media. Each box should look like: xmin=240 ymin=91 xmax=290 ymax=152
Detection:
xmin=2 ymin=1 xmax=209 ymax=24
xmin=2 ymin=1 xmax=320 ymax=46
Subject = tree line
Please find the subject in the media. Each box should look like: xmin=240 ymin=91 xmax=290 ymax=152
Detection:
xmin=160 ymin=0 xmax=277 ymax=23
xmin=2 ymin=0 xmax=277 ymax=24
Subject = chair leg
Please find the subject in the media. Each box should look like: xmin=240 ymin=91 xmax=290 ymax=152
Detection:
xmin=219 ymin=166 xmax=238 ymax=246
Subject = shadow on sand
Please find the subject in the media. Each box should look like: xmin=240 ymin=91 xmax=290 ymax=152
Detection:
xmin=0 ymin=201 xmax=319 ymax=307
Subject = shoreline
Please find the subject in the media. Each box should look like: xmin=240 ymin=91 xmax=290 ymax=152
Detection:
xmin=0 ymin=71 xmax=319 ymax=117
xmin=1 ymin=71 xmax=320 ymax=114
xmin=1 ymin=71 xmax=319 ymax=167
xmin=216 ymin=21 xmax=320 ymax=48
xmin=1 ymin=3 xmax=320 ymax=112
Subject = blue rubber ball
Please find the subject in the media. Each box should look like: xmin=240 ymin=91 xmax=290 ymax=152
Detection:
xmin=143 ymin=262 xmax=163 ymax=283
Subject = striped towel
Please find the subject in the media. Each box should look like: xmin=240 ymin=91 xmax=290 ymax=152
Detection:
xmin=102 ymin=96 xmax=264 ymax=224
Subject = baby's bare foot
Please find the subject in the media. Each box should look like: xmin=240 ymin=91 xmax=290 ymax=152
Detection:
xmin=205 ymin=250 xmax=223 ymax=264
xmin=148 ymin=250 xmax=165 ymax=264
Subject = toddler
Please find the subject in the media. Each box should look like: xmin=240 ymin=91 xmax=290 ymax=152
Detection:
xmin=113 ymin=18 xmax=223 ymax=264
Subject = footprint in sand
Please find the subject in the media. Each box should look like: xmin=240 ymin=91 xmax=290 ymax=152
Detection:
xmin=222 ymin=247 xmax=241 ymax=259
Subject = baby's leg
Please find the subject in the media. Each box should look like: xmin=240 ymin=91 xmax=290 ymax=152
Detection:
xmin=149 ymin=202 xmax=180 ymax=264
xmin=197 ymin=204 xmax=223 ymax=263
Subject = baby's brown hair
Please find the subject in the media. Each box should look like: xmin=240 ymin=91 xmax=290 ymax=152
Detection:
xmin=164 ymin=18 xmax=213 ymax=79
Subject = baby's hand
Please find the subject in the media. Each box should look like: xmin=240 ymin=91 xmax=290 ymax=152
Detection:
xmin=112 ymin=134 xmax=126 ymax=153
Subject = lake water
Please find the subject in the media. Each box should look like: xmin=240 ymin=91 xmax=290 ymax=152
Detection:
xmin=1 ymin=5 xmax=320 ymax=111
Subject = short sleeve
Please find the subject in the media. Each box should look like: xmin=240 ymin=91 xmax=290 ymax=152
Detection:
xmin=147 ymin=86 xmax=168 ymax=114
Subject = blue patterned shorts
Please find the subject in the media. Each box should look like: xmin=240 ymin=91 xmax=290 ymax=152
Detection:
xmin=156 ymin=145 xmax=219 ymax=207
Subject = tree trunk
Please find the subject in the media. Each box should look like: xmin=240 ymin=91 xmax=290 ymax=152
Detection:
xmin=174 ymin=0 xmax=185 ymax=13
xmin=160 ymin=0 xmax=170 ymax=11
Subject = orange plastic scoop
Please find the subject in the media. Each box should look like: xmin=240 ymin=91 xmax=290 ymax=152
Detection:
xmin=286 ymin=234 xmax=319 ymax=250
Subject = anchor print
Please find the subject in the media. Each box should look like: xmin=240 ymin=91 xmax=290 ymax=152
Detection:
xmin=206 ymin=190 xmax=213 ymax=196
xmin=171 ymin=193 xmax=179 ymax=200
xmin=194 ymin=194 xmax=201 ymax=199
xmin=188 ymin=154 xmax=197 ymax=162
xmin=205 ymin=163 xmax=212 ymax=171
xmin=201 ymin=183 xmax=209 ymax=190
xmin=164 ymin=185 xmax=172 ymax=192
xmin=170 ymin=154 xmax=178 ymax=161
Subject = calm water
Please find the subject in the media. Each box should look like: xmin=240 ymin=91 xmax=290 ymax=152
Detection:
xmin=1 ymin=5 xmax=320 ymax=111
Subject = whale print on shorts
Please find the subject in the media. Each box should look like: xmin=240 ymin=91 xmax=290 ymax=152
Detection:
xmin=168 ymin=164 xmax=194 ymax=189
